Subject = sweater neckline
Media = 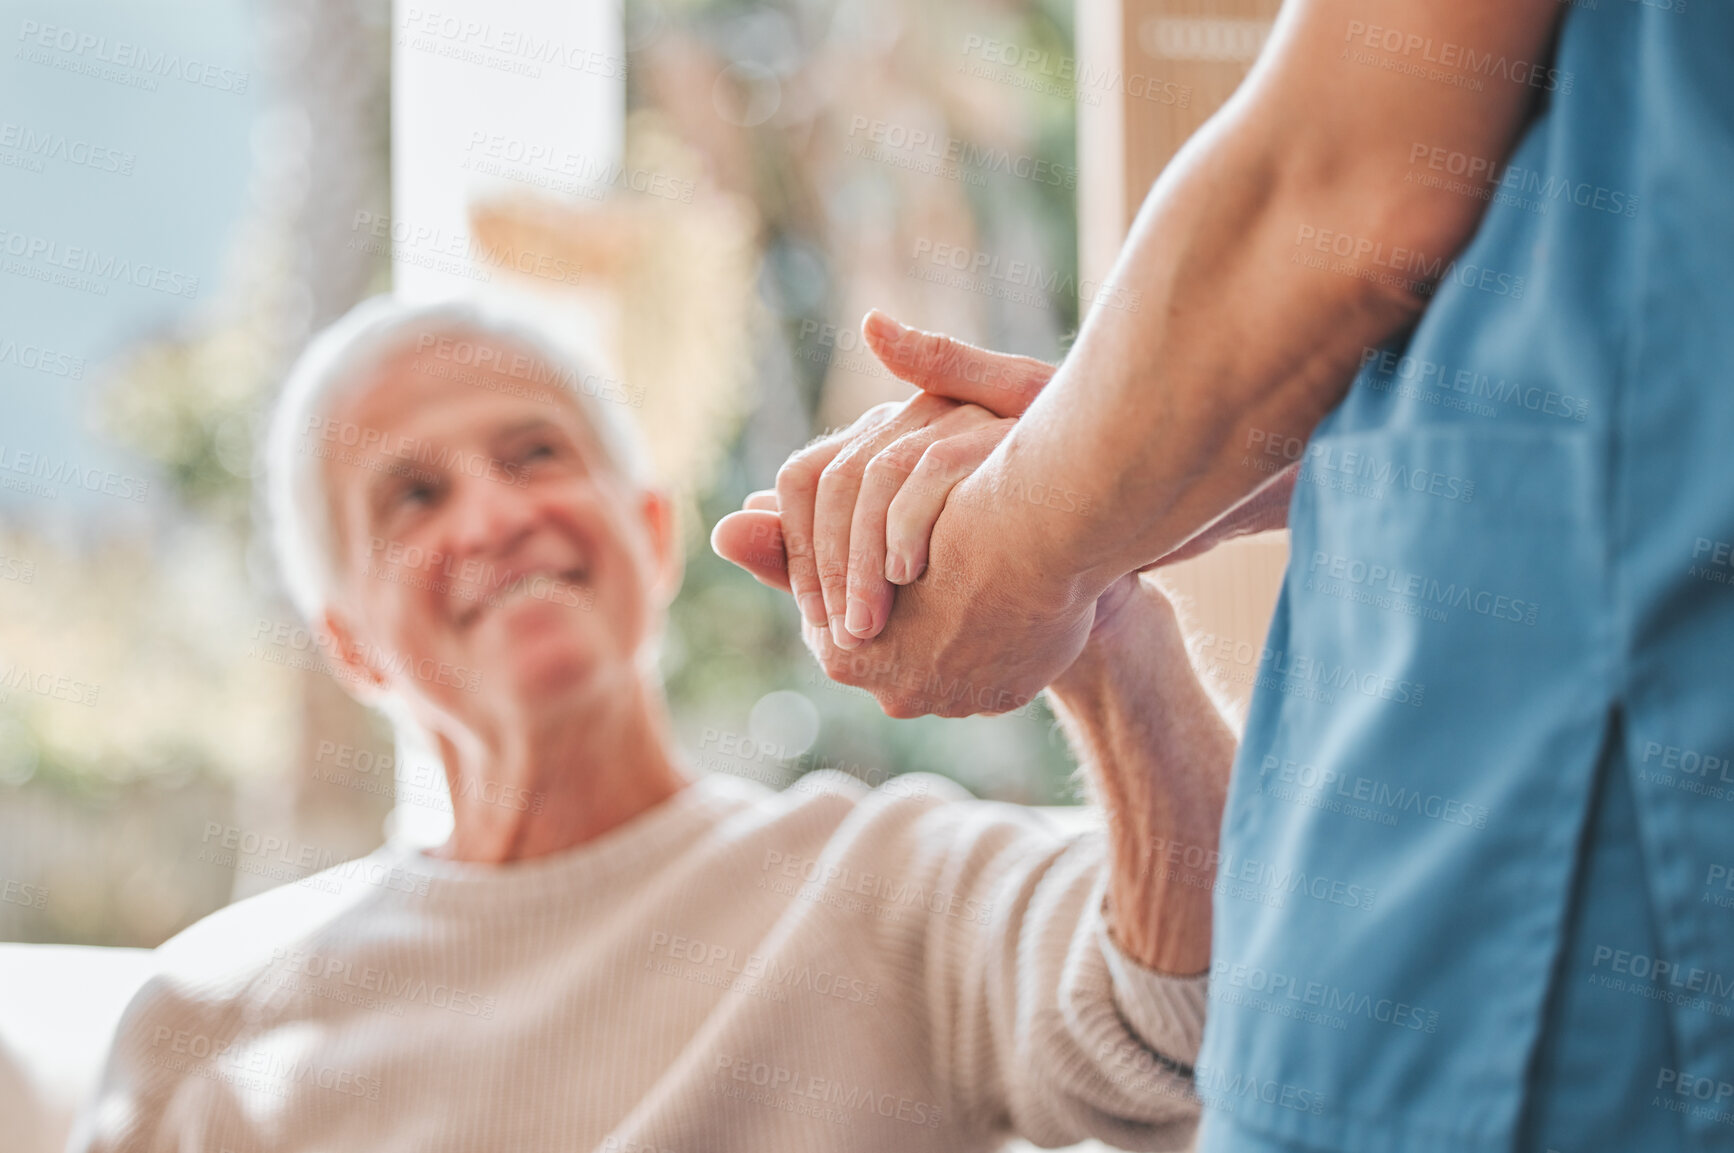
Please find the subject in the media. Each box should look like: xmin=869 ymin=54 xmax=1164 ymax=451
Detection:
xmin=381 ymin=772 xmax=766 ymax=911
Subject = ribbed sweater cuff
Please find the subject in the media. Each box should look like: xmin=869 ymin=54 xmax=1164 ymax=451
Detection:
xmin=1095 ymin=915 xmax=1210 ymax=1068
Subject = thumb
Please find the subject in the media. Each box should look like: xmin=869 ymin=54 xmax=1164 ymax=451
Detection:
xmin=862 ymin=310 xmax=1053 ymax=417
xmin=710 ymin=509 xmax=793 ymax=592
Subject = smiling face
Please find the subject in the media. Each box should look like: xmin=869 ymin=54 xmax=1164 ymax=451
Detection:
xmin=318 ymin=335 xmax=676 ymax=745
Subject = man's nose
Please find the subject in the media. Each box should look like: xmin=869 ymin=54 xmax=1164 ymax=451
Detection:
xmin=442 ymin=471 xmax=535 ymax=563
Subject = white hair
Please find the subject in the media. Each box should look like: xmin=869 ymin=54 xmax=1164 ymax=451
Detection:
xmin=264 ymin=294 xmax=652 ymax=629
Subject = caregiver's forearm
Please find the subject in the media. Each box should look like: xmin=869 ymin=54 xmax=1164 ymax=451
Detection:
xmin=994 ymin=0 xmax=1563 ymax=594
xmin=1045 ymin=580 xmax=1235 ymax=975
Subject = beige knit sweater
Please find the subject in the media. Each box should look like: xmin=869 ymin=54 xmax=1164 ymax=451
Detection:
xmin=69 ymin=770 xmax=1207 ymax=1153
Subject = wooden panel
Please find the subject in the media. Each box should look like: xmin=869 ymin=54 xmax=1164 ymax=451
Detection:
xmin=1076 ymin=0 xmax=1286 ymax=716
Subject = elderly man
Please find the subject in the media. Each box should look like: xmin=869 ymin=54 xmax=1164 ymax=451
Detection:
xmin=721 ymin=1 xmax=1734 ymax=1152
xmin=71 ymin=296 xmax=1241 ymax=1153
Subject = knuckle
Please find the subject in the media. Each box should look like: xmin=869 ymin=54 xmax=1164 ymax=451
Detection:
xmin=821 ymin=444 xmax=872 ymax=483
xmin=776 ymin=456 xmax=818 ymax=493
xmin=863 ymin=400 xmax=901 ymax=425
xmin=921 ymin=335 xmax=964 ymax=379
xmin=864 ymin=447 xmax=916 ymax=482
xmin=921 ymin=440 xmax=969 ymax=474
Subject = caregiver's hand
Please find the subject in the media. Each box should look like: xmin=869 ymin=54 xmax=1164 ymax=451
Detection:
xmin=714 ymin=476 xmax=1099 ymax=716
xmin=716 ymin=313 xmax=1297 ymax=630
xmin=712 ymin=314 xmax=1296 ymax=716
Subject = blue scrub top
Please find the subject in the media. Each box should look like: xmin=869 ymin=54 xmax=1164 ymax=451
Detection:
xmin=1197 ymin=3 xmax=1734 ymax=1152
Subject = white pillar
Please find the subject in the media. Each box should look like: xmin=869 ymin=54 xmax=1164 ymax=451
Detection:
xmin=390 ymin=0 xmax=624 ymax=303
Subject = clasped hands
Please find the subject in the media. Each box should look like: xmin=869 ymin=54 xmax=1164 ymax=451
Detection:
xmin=710 ymin=311 xmax=1294 ymax=718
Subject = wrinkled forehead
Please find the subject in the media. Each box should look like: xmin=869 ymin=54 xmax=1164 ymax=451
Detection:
xmin=322 ymin=325 xmax=614 ymax=460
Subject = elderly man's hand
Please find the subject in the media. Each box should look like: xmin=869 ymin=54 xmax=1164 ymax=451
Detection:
xmin=712 ymin=312 xmax=1297 ymax=716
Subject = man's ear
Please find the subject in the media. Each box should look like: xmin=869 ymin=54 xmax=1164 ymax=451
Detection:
xmin=639 ymin=488 xmax=685 ymax=605
xmin=321 ymin=608 xmax=389 ymax=696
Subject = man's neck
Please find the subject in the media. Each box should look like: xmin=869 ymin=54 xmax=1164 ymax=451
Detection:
xmin=434 ymin=676 xmax=691 ymax=864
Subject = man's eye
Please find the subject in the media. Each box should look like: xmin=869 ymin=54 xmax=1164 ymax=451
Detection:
xmin=394 ymin=479 xmax=438 ymax=509
xmin=516 ymin=441 xmax=557 ymax=464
